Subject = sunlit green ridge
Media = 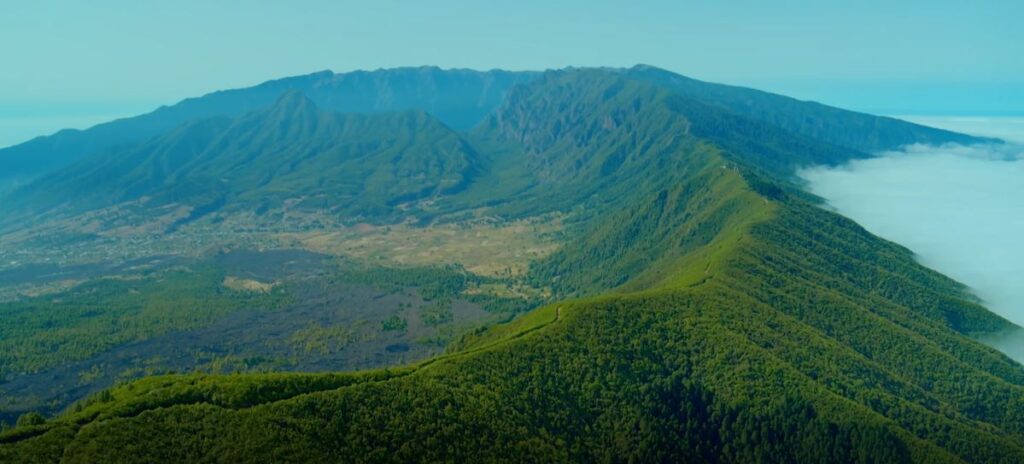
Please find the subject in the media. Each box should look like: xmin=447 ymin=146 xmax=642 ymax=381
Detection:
xmin=2 ymin=67 xmax=1020 ymax=463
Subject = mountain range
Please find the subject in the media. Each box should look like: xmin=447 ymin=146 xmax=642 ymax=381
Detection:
xmin=2 ymin=65 xmax=1021 ymax=463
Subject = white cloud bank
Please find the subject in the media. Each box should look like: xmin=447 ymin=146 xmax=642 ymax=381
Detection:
xmin=799 ymin=117 xmax=1024 ymax=361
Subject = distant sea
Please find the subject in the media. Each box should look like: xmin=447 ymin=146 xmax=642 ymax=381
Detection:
xmin=0 ymin=103 xmax=157 ymax=149
xmin=1 ymin=116 xmax=101 ymax=148
xmin=895 ymin=115 xmax=1024 ymax=144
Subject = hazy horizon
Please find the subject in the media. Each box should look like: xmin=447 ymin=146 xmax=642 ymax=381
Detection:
xmin=2 ymin=71 xmax=1020 ymax=149
xmin=2 ymin=0 xmax=1020 ymax=149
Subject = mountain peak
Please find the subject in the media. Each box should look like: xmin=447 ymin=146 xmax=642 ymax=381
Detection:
xmin=271 ymin=89 xmax=318 ymax=112
xmin=627 ymin=63 xmax=665 ymax=72
xmin=250 ymin=89 xmax=323 ymax=131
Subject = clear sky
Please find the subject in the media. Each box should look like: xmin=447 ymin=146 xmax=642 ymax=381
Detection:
xmin=1 ymin=0 xmax=1022 ymax=146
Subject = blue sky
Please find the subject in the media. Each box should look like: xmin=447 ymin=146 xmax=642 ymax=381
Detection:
xmin=1 ymin=0 xmax=1021 ymax=146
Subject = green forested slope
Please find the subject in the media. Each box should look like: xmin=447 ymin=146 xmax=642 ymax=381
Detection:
xmin=1 ymin=69 xmax=1020 ymax=463
xmin=454 ymin=69 xmax=864 ymax=227
xmin=1 ymin=91 xmax=481 ymax=225
xmin=0 ymin=67 xmax=535 ymax=185
xmin=624 ymin=64 xmax=993 ymax=153
xmin=5 ymin=132 xmax=1023 ymax=463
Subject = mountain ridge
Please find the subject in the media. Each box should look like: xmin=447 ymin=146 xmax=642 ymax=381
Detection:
xmin=0 ymin=67 xmax=536 ymax=186
xmin=2 ymin=66 xmax=1021 ymax=463
xmin=0 ymin=65 xmax=997 ymax=190
xmin=7 ymin=126 xmax=1022 ymax=460
xmin=0 ymin=91 xmax=482 ymax=227
xmin=622 ymin=64 xmax=998 ymax=152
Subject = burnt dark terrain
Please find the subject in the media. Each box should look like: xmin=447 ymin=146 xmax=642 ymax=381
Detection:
xmin=0 ymin=249 xmax=508 ymax=423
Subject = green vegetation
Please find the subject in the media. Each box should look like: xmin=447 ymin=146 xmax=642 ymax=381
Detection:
xmin=0 ymin=67 xmax=1018 ymax=462
xmin=335 ymin=261 xmax=542 ymax=314
xmin=7 ymin=185 xmax=1024 ymax=461
xmin=289 ymin=323 xmax=359 ymax=356
xmin=0 ymin=254 xmax=520 ymax=424
xmin=0 ymin=266 xmax=286 ymax=380
xmin=15 ymin=413 xmax=45 ymax=428
xmin=624 ymin=64 xmax=989 ymax=153
xmin=336 ymin=263 xmax=480 ymax=300
xmin=1 ymin=92 xmax=482 ymax=224
xmin=380 ymin=315 xmax=408 ymax=332
xmin=418 ymin=300 xmax=454 ymax=327
xmin=0 ymin=67 xmax=536 ymax=191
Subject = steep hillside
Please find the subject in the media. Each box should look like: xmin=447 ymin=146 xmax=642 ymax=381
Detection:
xmin=0 ymin=64 xmax=993 ymax=189
xmin=0 ymin=67 xmax=535 ymax=184
xmin=466 ymin=71 xmax=868 ymax=293
xmin=458 ymin=69 xmax=865 ymax=222
xmin=3 ymin=68 xmax=1023 ymax=463
xmin=624 ymin=64 xmax=994 ymax=153
xmin=5 ymin=142 xmax=1023 ymax=462
xmin=1 ymin=91 xmax=481 ymax=226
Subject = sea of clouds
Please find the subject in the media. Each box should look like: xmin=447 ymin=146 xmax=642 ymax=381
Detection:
xmin=799 ymin=117 xmax=1024 ymax=360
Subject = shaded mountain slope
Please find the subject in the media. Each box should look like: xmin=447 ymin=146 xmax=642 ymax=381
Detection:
xmin=0 ymin=64 xmax=993 ymax=190
xmin=456 ymin=69 xmax=866 ymax=222
xmin=624 ymin=64 xmax=993 ymax=154
xmin=1 ymin=70 xmax=870 ymax=230
xmin=0 ymin=67 xmax=535 ymax=184
xmin=1 ymin=91 xmax=481 ymax=225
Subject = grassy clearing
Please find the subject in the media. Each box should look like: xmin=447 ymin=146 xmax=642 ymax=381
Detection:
xmin=221 ymin=276 xmax=277 ymax=293
xmin=285 ymin=215 xmax=563 ymax=277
